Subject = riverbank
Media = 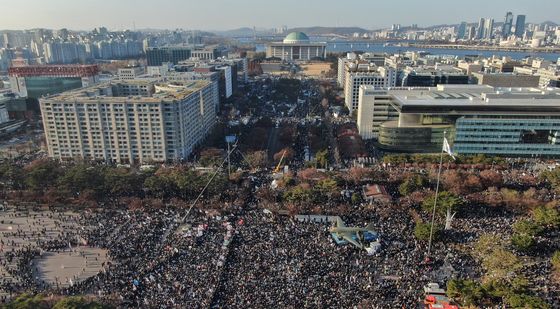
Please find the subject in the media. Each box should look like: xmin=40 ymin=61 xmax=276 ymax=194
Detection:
xmin=406 ymin=43 xmax=560 ymax=54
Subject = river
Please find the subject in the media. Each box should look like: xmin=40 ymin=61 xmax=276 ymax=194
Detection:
xmin=255 ymin=42 xmax=560 ymax=61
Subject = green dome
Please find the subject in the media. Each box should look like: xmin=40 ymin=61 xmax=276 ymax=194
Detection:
xmin=283 ymin=32 xmax=310 ymax=43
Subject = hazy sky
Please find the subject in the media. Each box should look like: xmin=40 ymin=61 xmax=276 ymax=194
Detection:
xmin=3 ymin=0 xmax=559 ymax=31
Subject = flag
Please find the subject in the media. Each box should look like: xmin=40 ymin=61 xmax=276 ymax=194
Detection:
xmin=442 ymin=137 xmax=456 ymax=160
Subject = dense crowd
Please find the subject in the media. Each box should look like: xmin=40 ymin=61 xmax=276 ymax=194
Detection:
xmin=1 ymin=158 xmax=559 ymax=308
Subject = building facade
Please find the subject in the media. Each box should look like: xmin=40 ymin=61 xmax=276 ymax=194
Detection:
xmin=40 ymin=80 xmax=217 ymax=163
xmin=344 ymin=66 xmax=396 ymax=111
xmin=266 ymin=32 xmax=326 ymax=61
xmin=8 ymin=65 xmax=99 ymax=98
xmin=357 ymin=85 xmax=560 ymax=157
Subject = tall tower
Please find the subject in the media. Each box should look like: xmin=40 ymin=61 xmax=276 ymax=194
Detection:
xmin=484 ymin=19 xmax=494 ymax=39
xmin=477 ymin=18 xmax=485 ymax=39
xmin=502 ymin=12 xmax=514 ymax=38
xmin=457 ymin=22 xmax=467 ymax=40
xmin=515 ymin=15 xmax=526 ymax=38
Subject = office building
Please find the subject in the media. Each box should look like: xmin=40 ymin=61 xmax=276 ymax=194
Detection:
xmin=266 ymin=32 xmax=327 ymax=61
xmin=477 ymin=18 xmax=486 ymax=39
xmin=146 ymin=46 xmax=191 ymax=66
xmin=484 ymin=18 xmax=495 ymax=39
xmin=190 ymin=47 xmax=220 ymax=60
xmin=515 ymin=15 xmax=526 ymax=38
xmin=344 ymin=64 xmax=396 ymax=111
xmin=472 ymin=72 xmax=540 ymax=88
xmin=356 ymin=85 xmax=560 ymax=157
xmin=457 ymin=22 xmax=467 ymax=40
xmin=117 ymin=67 xmax=144 ymax=80
xmin=401 ymin=66 xmax=469 ymax=87
xmin=40 ymin=79 xmax=218 ymax=163
xmin=502 ymin=12 xmax=514 ymax=38
xmin=8 ymin=64 xmax=99 ymax=98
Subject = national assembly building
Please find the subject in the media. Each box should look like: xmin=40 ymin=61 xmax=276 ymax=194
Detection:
xmin=266 ymin=32 xmax=327 ymax=61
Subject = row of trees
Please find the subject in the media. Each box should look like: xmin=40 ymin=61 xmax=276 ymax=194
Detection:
xmin=0 ymin=159 xmax=229 ymax=205
xmin=2 ymin=294 xmax=110 ymax=309
xmin=383 ymin=153 xmax=507 ymax=166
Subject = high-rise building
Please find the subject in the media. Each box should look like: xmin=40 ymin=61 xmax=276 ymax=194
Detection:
xmin=477 ymin=18 xmax=486 ymax=39
xmin=484 ymin=18 xmax=495 ymax=39
xmin=146 ymin=46 xmax=192 ymax=66
xmin=457 ymin=22 xmax=467 ymax=40
xmin=467 ymin=26 xmax=477 ymax=40
xmin=40 ymin=79 xmax=218 ymax=163
xmin=515 ymin=15 xmax=526 ymax=38
xmin=502 ymin=12 xmax=514 ymax=38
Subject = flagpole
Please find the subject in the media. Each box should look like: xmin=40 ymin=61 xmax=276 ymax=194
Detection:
xmin=427 ymin=131 xmax=446 ymax=259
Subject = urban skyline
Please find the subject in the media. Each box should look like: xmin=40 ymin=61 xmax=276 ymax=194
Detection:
xmin=2 ymin=0 xmax=559 ymax=31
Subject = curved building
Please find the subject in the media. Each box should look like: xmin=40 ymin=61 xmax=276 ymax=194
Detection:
xmin=266 ymin=32 xmax=327 ymax=61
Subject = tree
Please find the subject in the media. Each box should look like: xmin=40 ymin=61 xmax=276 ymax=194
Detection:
xmin=24 ymin=159 xmax=62 ymax=192
xmin=53 ymin=296 xmax=111 ymax=309
xmin=475 ymin=234 xmax=505 ymax=259
xmin=3 ymin=293 xmax=48 ymax=309
xmin=512 ymin=219 xmax=543 ymax=237
xmin=57 ymin=164 xmax=106 ymax=198
xmin=481 ymin=248 xmax=522 ymax=281
xmin=511 ymin=233 xmax=536 ymax=252
xmin=273 ymin=147 xmax=295 ymax=164
xmin=399 ymin=173 xmax=428 ymax=196
xmin=541 ymin=167 xmax=560 ymax=193
xmin=283 ymin=186 xmax=312 ymax=205
xmin=414 ymin=221 xmax=440 ymax=241
xmin=446 ymin=279 xmax=485 ymax=307
xmin=351 ymin=192 xmax=361 ymax=204
xmin=315 ymin=149 xmax=329 ymax=169
xmin=245 ymin=151 xmax=268 ymax=169
xmin=421 ymin=191 xmax=462 ymax=217
xmin=479 ymin=170 xmax=503 ymax=188
xmin=504 ymin=294 xmax=550 ymax=309
xmin=0 ymin=161 xmax=24 ymax=190
xmin=313 ymin=178 xmax=338 ymax=202
xmin=532 ymin=206 xmax=560 ymax=228
xmin=552 ymin=251 xmax=560 ymax=274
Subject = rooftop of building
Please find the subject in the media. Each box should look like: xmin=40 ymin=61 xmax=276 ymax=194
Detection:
xmin=283 ymin=32 xmax=310 ymax=43
xmin=41 ymin=79 xmax=210 ymax=103
xmin=359 ymin=84 xmax=560 ymax=113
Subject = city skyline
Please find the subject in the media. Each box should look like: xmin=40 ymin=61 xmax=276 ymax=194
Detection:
xmin=2 ymin=0 xmax=559 ymax=31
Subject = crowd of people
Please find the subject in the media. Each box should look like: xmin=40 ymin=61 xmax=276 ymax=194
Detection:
xmin=0 ymin=157 xmax=559 ymax=308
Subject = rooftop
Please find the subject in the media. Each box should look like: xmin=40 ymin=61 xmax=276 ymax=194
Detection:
xmin=41 ymin=79 xmax=210 ymax=103
xmin=360 ymin=85 xmax=560 ymax=114
xmin=283 ymin=32 xmax=310 ymax=44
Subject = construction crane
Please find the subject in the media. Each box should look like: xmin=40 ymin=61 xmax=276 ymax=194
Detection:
xmin=273 ymin=150 xmax=287 ymax=174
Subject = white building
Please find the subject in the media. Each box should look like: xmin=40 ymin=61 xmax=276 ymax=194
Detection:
xmin=357 ymin=85 xmax=401 ymax=139
xmin=40 ymin=79 xmax=217 ymax=163
xmin=344 ymin=66 xmax=396 ymax=111
xmin=117 ymin=67 xmax=144 ymax=80
xmin=266 ymin=32 xmax=327 ymax=61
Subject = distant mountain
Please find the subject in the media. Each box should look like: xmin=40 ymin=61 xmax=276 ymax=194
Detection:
xmin=214 ymin=27 xmax=257 ymax=37
xmin=288 ymin=27 xmax=370 ymax=36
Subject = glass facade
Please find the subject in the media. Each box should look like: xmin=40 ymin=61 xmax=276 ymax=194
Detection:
xmin=454 ymin=116 xmax=560 ymax=156
xmin=25 ymin=76 xmax=83 ymax=98
xmin=378 ymin=122 xmax=454 ymax=153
